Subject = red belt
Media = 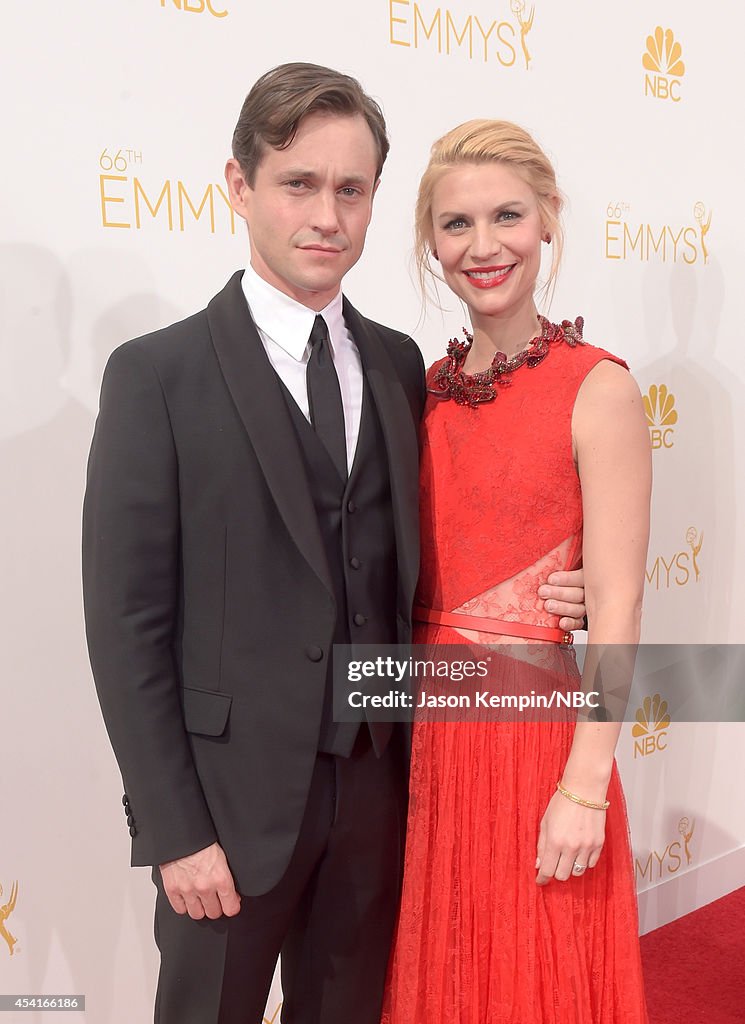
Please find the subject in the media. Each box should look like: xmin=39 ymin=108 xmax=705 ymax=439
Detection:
xmin=413 ymin=605 xmax=573 ymax=646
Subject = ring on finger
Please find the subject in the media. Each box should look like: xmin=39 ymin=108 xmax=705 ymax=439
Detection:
xmin=572 ymin=862 xmax=586 ymax=874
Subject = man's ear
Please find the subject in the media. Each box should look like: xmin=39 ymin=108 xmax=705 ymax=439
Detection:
xmin=224 ymin=158 xmax=251 ymax=222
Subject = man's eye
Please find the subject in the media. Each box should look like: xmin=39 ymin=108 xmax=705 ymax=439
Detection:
xmin=286 ymin=180 xmax=306 ymax=189
xmin=339 ymin=187 xmax=361 ymax=197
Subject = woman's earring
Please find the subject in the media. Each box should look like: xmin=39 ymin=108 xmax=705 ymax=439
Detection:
xmin=432 ymin=249 xmax=439 ymax=260
xmin=543 ymin=234 xmax=552 ymax=244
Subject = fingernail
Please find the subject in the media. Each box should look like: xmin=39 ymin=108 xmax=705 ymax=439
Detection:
xmin=535 ymin=858 xmax=540 ymax=869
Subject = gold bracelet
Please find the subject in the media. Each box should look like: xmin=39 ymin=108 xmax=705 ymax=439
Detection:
xmin=556 ymin=781 xmax=609 ymax=811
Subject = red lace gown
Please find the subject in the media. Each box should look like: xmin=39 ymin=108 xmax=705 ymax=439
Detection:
xmin=381 ymin=327 xmax=649 ymax=1024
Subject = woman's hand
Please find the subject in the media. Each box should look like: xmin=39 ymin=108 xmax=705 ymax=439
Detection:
xmin=535 ymin=790 xmax=606 ymax=885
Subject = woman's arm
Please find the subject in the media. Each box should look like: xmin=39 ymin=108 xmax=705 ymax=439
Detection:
xmin=536 ymin=358 xmax=651 ymax=884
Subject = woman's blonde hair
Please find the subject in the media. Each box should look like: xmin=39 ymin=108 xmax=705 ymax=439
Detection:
xmin=414 ymin=119 xmax=564 ymax=306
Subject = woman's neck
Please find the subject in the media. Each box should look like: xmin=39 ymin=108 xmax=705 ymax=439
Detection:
xmin=464 ymin=307 xmax=543 ymax=374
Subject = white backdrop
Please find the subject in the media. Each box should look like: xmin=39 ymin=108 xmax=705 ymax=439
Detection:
xmin=2 ymin=1 xmax=744 ymax=1021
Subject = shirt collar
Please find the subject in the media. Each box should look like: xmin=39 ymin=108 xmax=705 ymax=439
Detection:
xmin=241 ymin=263 xmax=345 ymax=361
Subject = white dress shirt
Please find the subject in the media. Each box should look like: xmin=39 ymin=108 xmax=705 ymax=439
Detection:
xmin=241 ymin=264 xmax=364 ymax=473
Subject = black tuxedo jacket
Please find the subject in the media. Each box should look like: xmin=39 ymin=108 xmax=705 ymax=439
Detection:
xmin=82 ymin=271 xmax=425 ymax=896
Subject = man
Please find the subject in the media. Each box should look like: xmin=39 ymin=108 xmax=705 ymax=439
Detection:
xmin=83 ymin=63 xmax=585 ymax=1024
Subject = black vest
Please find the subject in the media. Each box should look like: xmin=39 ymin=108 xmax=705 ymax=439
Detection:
xmin=280 ymin=380 xmax=398 ymax=756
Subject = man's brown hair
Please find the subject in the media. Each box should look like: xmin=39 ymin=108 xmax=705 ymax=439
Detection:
xmin=232 ymin=62 xmax=389 ymax=185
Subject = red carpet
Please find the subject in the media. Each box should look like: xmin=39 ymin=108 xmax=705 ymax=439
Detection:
xmin=640 ymin=886 xmax=745 ymax=1023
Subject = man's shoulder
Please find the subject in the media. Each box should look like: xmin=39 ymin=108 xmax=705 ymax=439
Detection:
xmin=116 ymin=306 xmax=210 ymax=365
xmin=349 ymin=306 xmax=414 ymax=349
xmin=110 ymin=272 xmax=244 ymax=369
xmin=345 ymin=302 xmax=425 ymax=410
xmin=343 ymin=301 xmax=423 ymax=376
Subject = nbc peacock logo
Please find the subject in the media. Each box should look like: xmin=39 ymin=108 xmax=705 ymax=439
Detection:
xmin=643 ymin=26 xmax=685 ymax=102
xmin=643 ymin=384 xmax=678 ymax=450
xmin=160 ymin=0 xmax=228 ymax=16
xmin=632 ymin=694 xmax=670 ymax=758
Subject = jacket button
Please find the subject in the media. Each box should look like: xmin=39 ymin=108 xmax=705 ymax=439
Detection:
xmin=347 ymin=500 xmax=357 ymax=513
xmin=122 ymin=794 xmax=128 ymax=806
xmin=306 ymin=645 xmax=324 ymax=662
xmin=127 ymin=814 xmax=135 ymax=826
xmin=353 ymin=613 xmax=367 ymax=626
xmin=350 ymin=556 xmax=361 ymax=569
xmin=129 ymin=825 xmax=137 ymax=837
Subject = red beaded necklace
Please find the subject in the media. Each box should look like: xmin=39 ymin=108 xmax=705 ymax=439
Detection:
xmin=428 ymin=315 xmax=585 ymax=407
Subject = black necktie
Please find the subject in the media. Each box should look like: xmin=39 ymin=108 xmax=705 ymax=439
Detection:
xmin=306 ymin=315 xmax=347 ymax=481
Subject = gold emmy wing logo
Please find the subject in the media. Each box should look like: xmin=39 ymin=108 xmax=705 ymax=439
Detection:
xmin=99 ymin=149 xmax=237 ymax=235
xmin=511 ymin=0 xmax=534 ymax=69
xmin=686 ymin=527 xmax=703 ymax=582
xmin=635 ymin=816 xmax=695 ymax=884
xmin=605 ymin=201 xmax=710 ymax=264
xmin=646 ymin=527 xmax=703 ymax=590
xmin=0 ymin=880 xmax=19 ymax=956
xmin=643 ymin=26 xmax=685 ymax=101
xmin=263 ymin=1004 xmax=281 ymax=1024
xmin=388 ymin=1 xmax=530 ymax=67
xmin=644 ymin=384 xmax=677 ymax=449
xmin=632 ymin=694 xmax=670 ymax=758
xmin=678 ymin=816 xmax=695 ymax=865
xmin=694 ymin=202 xmax=712 ymax=263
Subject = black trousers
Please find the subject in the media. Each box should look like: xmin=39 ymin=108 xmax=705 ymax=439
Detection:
xmin=152 ymin=728 xmax=407 ymax=1024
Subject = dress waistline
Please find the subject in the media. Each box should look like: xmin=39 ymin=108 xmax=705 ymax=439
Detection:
xmin=413 ymin=605 xmax=573 ymax=646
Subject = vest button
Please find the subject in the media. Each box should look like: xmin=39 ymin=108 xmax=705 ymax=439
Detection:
xmin=306 ymin=645 xmax=324 ymax=662
xmin=129 ymin=825 xmax=137 ymax=837
xmin=347 ymin=500 xmax=357 ymax=513
xmin=349 ymin=556 xmax=361 ymax=569
xmin=353 ymin=613 xmax=367 ymax=626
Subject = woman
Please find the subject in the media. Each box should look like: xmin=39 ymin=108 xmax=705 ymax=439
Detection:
xmin=382 ymin=121 xmax=651 ymax=1022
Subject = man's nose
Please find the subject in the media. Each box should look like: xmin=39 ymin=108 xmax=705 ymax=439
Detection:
xmin=309 ymin=189 xmax=341 ymax=235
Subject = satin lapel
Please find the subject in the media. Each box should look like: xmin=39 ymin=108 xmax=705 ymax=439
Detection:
xmin=343 ymin=298 xmax=420 ymax=606
xmin=207 ymin=272 xmax=333 ymax=596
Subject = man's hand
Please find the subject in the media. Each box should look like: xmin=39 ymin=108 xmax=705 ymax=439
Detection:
xmin=159 ymin=842 xmax=241 ymax=920
xmin=538 ymin=568 xmax=586 ymax=632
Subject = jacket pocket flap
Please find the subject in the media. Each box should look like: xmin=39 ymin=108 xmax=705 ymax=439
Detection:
xmin=182 ymin=686 xmax=232 ymax=737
